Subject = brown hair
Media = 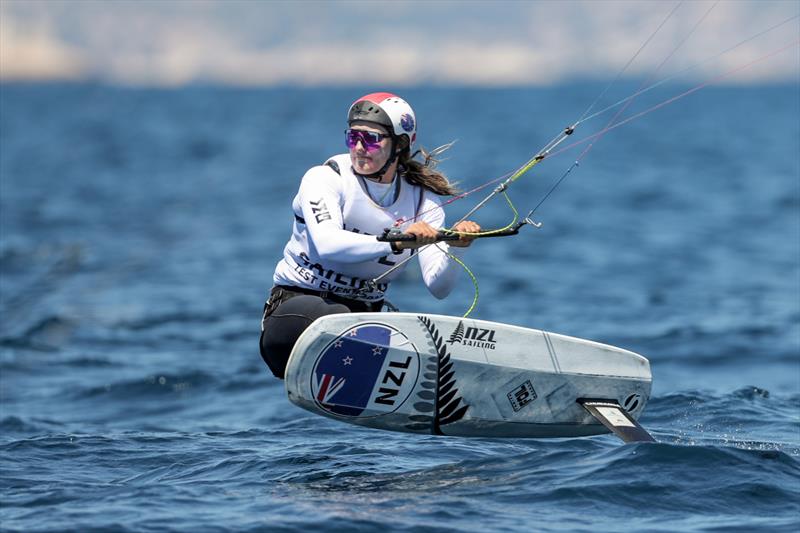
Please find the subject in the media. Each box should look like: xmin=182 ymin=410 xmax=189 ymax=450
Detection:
xmin=398 ymin=140 xmax=459 ymax=196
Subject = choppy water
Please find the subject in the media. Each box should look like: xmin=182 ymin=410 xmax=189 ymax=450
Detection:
xmin=1 ymin=83 xmax=798 ymax=532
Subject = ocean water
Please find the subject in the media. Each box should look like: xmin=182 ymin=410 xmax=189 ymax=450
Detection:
xmin=1 ymin=83 xmax=798 ymax=532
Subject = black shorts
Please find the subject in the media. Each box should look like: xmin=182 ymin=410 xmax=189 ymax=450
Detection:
xmin=258 ymin=286 xmax=383 ymax=379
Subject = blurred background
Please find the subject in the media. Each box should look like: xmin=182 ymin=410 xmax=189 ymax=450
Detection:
xmin=1 ymin=1 xmax=799 ymax=532
xmin=1 ymin=0 xmax=797 ymax=85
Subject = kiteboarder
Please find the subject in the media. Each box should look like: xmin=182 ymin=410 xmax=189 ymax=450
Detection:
xmin=259 ymin=93 xmax=480 ymax=378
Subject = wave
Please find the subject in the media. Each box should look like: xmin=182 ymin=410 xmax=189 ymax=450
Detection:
xmin=0 ymin=315 xmax=77 ymax=352
xmin=112 ymin=311 xmax=223 ymax=332
xmin=73 ymin=370 xmax=220 ymax=400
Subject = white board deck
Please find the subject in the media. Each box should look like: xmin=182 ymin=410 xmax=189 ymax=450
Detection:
xmin=284 ymin=313 xmax=652 ymax=439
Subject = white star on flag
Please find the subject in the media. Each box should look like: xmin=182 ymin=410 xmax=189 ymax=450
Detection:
xmin=334 ymin=340 xmax=343 ymax=348
xmin=343 ymin=356 xmax=353 ymax=365
xmin=349 ymin=329 xmax=359 ymax=337
xmin=372 ymin=346 xmax=383 ymax=355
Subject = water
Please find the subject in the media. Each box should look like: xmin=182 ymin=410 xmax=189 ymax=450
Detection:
xmin=1 ymin=83 xmax=798 ymax=532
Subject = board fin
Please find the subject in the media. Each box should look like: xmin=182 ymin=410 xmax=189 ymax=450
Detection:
xmin=578 ymin=399 xmax=656 ymax=443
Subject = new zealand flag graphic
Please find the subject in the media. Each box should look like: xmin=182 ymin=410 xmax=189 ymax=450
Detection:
xmin=400 ymin=113 xmax=415 ymax=132
xmin=312 ymin=324 xmax=417 ymax=417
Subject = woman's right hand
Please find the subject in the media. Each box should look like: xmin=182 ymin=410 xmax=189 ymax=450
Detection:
xmin=394 ymin=221 xmax=440 ymax=250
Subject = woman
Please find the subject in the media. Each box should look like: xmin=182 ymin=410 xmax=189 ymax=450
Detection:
xmin=259 ymin=92 xmax=481 ymax=379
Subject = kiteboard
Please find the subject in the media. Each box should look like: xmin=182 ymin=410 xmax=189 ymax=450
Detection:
xmin=285 ymin=313 xmax=655 ymax=443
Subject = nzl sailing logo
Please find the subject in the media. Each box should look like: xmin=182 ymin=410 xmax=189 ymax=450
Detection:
xmin=447 ymin=321 xmax=497 ymax=350
xmin=311 ymin=323 xmax=420 ymax=417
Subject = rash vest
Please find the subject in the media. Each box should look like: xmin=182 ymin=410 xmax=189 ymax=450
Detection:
xmin=272 ymin=153 xmax=463 ymax=302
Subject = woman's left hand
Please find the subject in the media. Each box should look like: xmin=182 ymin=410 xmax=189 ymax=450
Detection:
xmin=449 ymin=220 xmax=481 ymax=247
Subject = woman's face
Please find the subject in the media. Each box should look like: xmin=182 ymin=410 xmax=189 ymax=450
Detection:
xmin=348 ymin=122 xmax=393 ymax=175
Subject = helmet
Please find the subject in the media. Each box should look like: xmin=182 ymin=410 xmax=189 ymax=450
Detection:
xmin=347 ymin=92 xmax=416 ymax=149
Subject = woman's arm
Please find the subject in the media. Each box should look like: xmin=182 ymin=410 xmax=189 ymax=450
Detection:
xmin=415 ymin=194 xmax=465 ymax=299
xmin=297 ymin=167 xmax=393 ymax=263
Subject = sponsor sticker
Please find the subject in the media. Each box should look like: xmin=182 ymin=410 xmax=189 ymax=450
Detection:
xmin=311 ymin=323 xmax=420 ymax=417
xmin=594 ymin=405 xmax=635 ymax=428
xmin=507 ymin=380 xmax=537 ymax=412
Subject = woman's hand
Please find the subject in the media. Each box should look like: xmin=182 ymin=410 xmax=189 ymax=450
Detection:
xmin=393 ymin=220 xmax=482 ymax=249
xmin=394 ymin=221 xmax=440 ymax=250
xmin=449 ymin=220 xmax=481 ymax=247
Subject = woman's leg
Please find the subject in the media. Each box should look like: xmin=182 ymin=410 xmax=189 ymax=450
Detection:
xmin=259 ymin=295 xmax=350 ymax=379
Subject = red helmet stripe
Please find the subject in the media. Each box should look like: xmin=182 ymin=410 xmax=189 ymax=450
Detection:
xmin=353 ymin=92 xmax=397 ymax=105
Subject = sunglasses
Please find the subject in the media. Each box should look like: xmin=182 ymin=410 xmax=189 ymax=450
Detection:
xmin=345 ymin=129 xmax=390 ymax=152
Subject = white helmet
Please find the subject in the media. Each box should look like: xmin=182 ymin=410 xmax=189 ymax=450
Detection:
xmin=347 ymin=92 xmax=417 ymax=149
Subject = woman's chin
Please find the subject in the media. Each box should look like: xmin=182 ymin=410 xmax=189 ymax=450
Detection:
xmin=354 ymin=162 xmax=377 ymax=174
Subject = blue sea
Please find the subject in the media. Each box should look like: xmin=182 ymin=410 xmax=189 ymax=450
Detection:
xmin=1 ymin=83 xmax=798 ymax=532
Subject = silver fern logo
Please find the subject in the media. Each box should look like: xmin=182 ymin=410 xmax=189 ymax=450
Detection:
xmin=447 ymin=321 xmax=465 ymax=344
xmin=415 ymin=316 xmax=469 ymax=434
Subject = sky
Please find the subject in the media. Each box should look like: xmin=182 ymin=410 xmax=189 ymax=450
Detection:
xmin=1 ymin=0 xmax=798 ymax=86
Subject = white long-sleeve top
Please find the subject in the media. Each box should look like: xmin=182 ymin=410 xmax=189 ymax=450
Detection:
xmin=272 ymin=153 xmax=463 ymax=302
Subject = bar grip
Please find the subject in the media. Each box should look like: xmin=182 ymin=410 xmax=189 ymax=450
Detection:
xmin=378 ymin=226 xmax=522 ymax=242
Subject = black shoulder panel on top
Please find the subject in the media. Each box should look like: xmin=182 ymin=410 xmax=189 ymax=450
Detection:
xmin=325 ymin=160 xmax=341 ymax=175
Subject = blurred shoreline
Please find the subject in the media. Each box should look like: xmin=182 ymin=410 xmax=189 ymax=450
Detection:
xmin=2 ymin=0 xmax=797 ymax=86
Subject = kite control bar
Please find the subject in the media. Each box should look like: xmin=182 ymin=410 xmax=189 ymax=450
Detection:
xmin=377 ymin=218 xmax=541 ymax=243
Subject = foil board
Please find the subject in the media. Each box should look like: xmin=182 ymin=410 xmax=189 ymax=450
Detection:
xmin=284 ymin=313 xmax=654 ymax=442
